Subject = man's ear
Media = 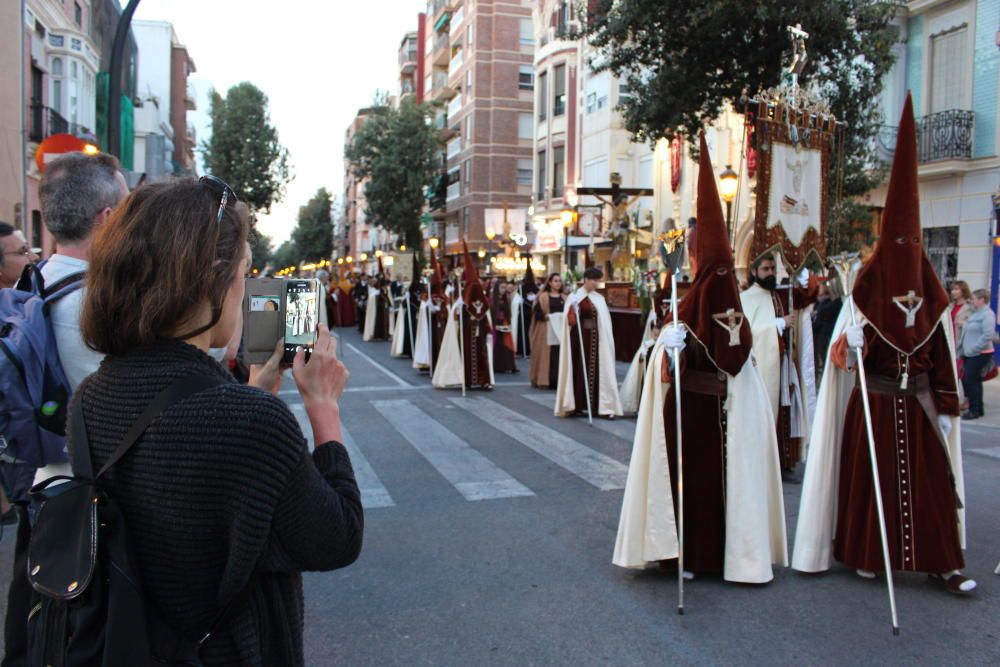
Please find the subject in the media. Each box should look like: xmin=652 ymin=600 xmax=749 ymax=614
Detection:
xmin=94 ymin=207 xmax=114 ymax=228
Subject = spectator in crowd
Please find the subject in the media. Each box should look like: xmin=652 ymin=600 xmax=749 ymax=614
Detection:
xmin=812 ymin=279 xmax=842 ymax=371
xmin=958 ymin=288 xmax=997 ymax=420
xmin=74 ymin=178 xmax=362 ymax=664
xmin=0 ymin=223 xmax=40 ymax=525
xmin=0 ymin=222 xmax=39 ymax=288
xmin=950 ymin=279 xmax=973 ymax=341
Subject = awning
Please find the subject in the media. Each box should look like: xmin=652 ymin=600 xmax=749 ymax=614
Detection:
xmin=434 ymin=12 xmax=451 ymax=32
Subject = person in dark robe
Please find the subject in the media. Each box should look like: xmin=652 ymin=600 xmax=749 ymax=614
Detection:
xmin=428 ymin=249 xmax=450 ymax=372
xmin=491 ymin=281 xmax=518 ymax=373
xmin=516 ymin=261 xmax=538 ymax=356
xmin=372 ymin=274 xmax=391 ymax=341
xmin=401 ymin=253 xmax=423 ymax=358
xmin=529 ymin=273 xmax=565 ymax=389
xmin=793 ymin=94 xmax=975 ymax=595
xmin=614 ymin=132 xmax=787 ymax=583
xmin=351 ymin=274 xmax=369 ymax=333
xmin=458 ymin=241 xmax=493 ymax=388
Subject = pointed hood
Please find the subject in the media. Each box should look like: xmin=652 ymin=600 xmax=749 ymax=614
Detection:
xmin=429 ymin=247 xmax=444 ymax=293
xmin=522 ymin=255 xmax=538 ymax=295
xmin=853 ymin=93 xmax=948 ymax=354
xmin=408 ymin=251 xmax=423 ymax=297
xmin=377 ymin=255 xmax=386 ymax=278
xmin=676 ymin=133 xmax=751 ymax=375
xmin=461 ymin=240 xmax=486 ymax=305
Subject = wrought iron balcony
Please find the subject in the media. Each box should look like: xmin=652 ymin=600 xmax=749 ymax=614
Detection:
xmin=29 ymin=103 xmax=69 ymax=142
xmin=876 ymin=109 xmax=975 ymax=164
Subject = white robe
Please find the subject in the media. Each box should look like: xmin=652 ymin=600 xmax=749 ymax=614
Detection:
xmin=390 ymin=299 xmax=408 ymax=357
xmin=740 ymin=284 xmax=810 ymax=441
xmin=412 ymin=300 xmax=432 ymax=370
xmin=511 ymin=291 xmax=524 ymax=356
xmin=554 ymin=288 xmax=623 ymax=417
xmin=362 ymin=286 xmax=380 ymax=341
xmin=431 ymin=299 xmax=495 ymax=389
xmin=613 ymin=331 xmax=788 ymax=583
xmin=620 ymin=338 xmax=656 ymax=414
xmin=791 ymin=302 xmax=965 ymax=572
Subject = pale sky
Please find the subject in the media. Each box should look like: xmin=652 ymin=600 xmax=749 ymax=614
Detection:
xmin=134 ymin=0 xmax=424 ymax=245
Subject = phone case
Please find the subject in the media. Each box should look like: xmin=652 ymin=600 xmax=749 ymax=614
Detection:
xmin=243 ymin=278 xmax=285 ymax=365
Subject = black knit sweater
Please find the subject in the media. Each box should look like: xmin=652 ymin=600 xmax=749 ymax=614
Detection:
xmin=70 ymin=341 xmax=363 ymax=666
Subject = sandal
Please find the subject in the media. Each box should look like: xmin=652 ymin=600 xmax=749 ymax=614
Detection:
xmin=928 ymin=572 xmax=977 ymax=595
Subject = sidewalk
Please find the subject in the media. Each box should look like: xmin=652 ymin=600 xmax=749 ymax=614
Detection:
xmin=980 ymin=379 xmax=1000 ymax=428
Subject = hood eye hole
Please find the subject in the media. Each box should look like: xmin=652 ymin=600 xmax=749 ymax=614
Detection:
xmin=716 ymin=267 xmax=729 ymax=275
xmin=895 ymin=236 xmax=907 ymax=244
xmin=912 ymin=236 xmax=921 ymax=244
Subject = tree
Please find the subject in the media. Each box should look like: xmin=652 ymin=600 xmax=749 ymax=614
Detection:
xmin=582 ymin=1 xmax=899 ymax=253
xmin=202 ymin=82 xmax=292 ymax=216
xmin=248 ymin=227 xmax=273 ymax=272
xmin=272 ymin=240 xmax=298 ymax=273
xmin=344 ymin=94 xmax=439 ymax=250
xmin=292 ymin=188 xmax=334 ymax=262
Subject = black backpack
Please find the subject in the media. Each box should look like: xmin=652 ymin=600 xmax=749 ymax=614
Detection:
xmin=17 ymin=375 xmax=250 ymax=667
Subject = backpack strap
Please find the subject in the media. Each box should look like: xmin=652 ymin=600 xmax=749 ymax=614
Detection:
xmin=42 ymin=271 xmax=85 ymax=305
xmin=71 ymin=374 xmax=227 ymax=481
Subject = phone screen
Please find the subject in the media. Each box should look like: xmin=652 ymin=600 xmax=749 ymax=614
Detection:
xmin=284 ymin=279 xmax=319 ymax=362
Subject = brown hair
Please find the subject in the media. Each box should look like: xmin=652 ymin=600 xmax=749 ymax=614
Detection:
xmin=950 ymin=280 xmax=972 ymax=301
xmin=972 ymin=288 xmax=990 ymax=303
xmin=82 ymin=179 xmax=249 ymax=355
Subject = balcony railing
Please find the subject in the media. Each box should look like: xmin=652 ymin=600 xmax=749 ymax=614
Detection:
xmin=449 ymin=49 xmax=463 ymax=76
xmin=29 ymin=103 xmax=71 ymax=142
xmin=877 ymin=109 xmax=975 ymax=164
xmin=446 ymin=181 xmax=461 ymax=202
xmin=447 ymin=94 xmax=462 ymax=119
xmin=446 ymin=137 xmax=462 ymax=159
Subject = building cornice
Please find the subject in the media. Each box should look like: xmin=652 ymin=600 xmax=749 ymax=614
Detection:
xmin=907 ymin=0 xmax=961 ymax=16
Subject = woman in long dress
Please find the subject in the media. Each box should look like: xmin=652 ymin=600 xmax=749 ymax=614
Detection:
xmin=529 ymin=274 xmax=565 ymax=389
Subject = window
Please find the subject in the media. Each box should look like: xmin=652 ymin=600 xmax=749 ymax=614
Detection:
xmin=518 ymin=113 xmax=533 ymax=140
xmin=462 ymin=207 xmax=470 ymax=237
xmin=929 ymin=26 xmax=968 ymax=114
xmin=519 ymin=65 xmax=534 ymax=91
xmin=466 ymin=69 xmax=473 ymax=97
xmin=552 ymin=147 xmax=565 ymax=198
xmin=554 ymin=1 xmax=569 ymax=37
xmin=923 ymin=226 xmax=959 ymax=285
xmin=467 ymin=22 xmax=474 ymax=48
xmin=538 ymin=72 xmax=547 ymax=120
xmin=74 ymin=2 xmax=81 ymax=26
xmin=618 ymin=81 xmax=632 ymax=103
xmin=537 ymin=150 xmax=547 ymax=200
xmin=465 ymin=114 xmax=472 ymax=143
xmin=519 ymin=18 xmax=533 ymax=46
xmin=553 ymin=65 xmax=566 ymax=116
xmin=464 ymin=159 xmax=471 ymax=186
xmin=517 ymin=158 xmax=532 ymax=185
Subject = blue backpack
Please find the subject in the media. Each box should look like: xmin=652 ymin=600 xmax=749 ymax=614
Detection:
xmin=0 ymin=262 xmax=85 ymax=470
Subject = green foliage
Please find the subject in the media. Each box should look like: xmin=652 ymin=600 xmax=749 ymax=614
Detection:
xmin=344 ymin=94 xmax=440 ymax=250
xmin=582 ymin=1 xmax=900 ymax=253
xmin=202 ymin=82 xmax=291 ymax=216
xmin=248 ymin=227 xmax=273 ymax=272
xmin=272 ymin=240 xmax=298 ymax=272
xmin=292 ymin=188 xmax=335 ymax=263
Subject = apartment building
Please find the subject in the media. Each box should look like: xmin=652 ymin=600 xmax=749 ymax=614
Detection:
xmin=133 ymin=20 xmax=198 ymax=180
xmin=338 ymin=108 xmax=374 ymax=264
xmin=399 ymin=27 xmax=424 ymax=105
xmin=423 ymin=0 xmax=535 ymax=261
xmin=869 ymin=0 xmax=999 ymax=294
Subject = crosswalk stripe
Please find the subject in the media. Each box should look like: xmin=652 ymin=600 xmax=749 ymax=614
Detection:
xmin=372 ymin=399 xmax=534 ymax=502
xmin=289 ymin=403 xmax=395 ymax=509
xmin=450 ymin=397 xmax=628 ymax=491
xmin=968 ymin=448 xmax=1000 ymax=460
xmin=520 ymin=393 xmax=637 ymax=442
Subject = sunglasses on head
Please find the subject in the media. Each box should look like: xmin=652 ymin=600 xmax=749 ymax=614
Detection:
xmin=199 ymin=175 xmax=238 ymax=230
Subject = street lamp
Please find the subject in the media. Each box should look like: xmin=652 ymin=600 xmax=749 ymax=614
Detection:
xmin=560 ymin=208 xmax=577 ymax=273
xmin=429 ymin=237 xmax=440 ymax=250
xmin=719 ymin=164 xmax=738 ymax=239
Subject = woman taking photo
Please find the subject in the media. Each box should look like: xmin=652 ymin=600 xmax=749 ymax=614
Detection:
xmin=529 ymin=273 xmax=565 ymax=388
xmin=76 ymin=178 xmax=363 ymax=664
xmin=958 ymin=288 xmax=997 ymax=420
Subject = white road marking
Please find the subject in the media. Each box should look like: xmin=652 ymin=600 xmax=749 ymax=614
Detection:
xmin=346 ymin=343 xmax=411 ymax=387
xmin=968 ymin=448 xmax=1000 ymax=461
xmin=289 ymin=404 xmax=395 ymax=509
xmin=372 ymin=399 xmax=534 ymax=502
xmin=279 ymin=384 xmax=425 ymax=397
xmin=520 ymin=393 xmax=636 ymax=441
xmin=450 ymin=397 xmax=628 ymax=491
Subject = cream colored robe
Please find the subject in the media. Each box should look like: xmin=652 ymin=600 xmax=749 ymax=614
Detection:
xmin=620 ymin=337 xmax=656 ymax=415
xmin=791 ymin=302 xmax=965 ymax=572
xmin=390 ymin=297 xmax=408 ymax=357
xmin=554 ymin=288 xmax=623 ymax=417
xmin=412 ymin=300 xmax=432 ymax=370
xmin=613 ymin=330 xmax=788 ymax=583
xmin=431 ymin=299 xmax=495 ymax=389
xmin=740 ymin=284 xmax=810 ymax=441
xmin=362 ymin=286 xmax=379 ymax=341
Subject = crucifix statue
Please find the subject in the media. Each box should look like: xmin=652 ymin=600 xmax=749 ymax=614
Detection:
xmin=892 ymin=290 xmax=923 ymax=328
xmin=713 ymin=308 xmax=745 ymax=347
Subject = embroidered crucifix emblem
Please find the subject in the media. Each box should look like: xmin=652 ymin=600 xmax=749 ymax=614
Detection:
xmin=712 ymin=308 xmax=745 ymax=346
xmin=892 ymin=291 xmax=923 ymax=328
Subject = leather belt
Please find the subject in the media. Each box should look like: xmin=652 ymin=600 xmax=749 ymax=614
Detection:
xmin=582 ymin=320 xmax=596 ymax=330
xmin=682 ymin=369 xmax=727 ymax=396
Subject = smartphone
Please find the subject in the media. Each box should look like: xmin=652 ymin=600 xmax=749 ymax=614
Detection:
xmin=283 ymin=279 xmax=320 ymax=363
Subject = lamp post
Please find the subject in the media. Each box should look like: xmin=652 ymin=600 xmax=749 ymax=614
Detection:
xmin=560 ymin=208 xmax=577 ymax=274
xmin=485 ymin=226 xmax=496 ymax=274
xmin=719 ymin=164 xmax=738 ymax=241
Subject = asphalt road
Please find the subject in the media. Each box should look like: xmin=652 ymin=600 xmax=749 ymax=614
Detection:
xmin=2 ymin=326 xmax=998 ymax=665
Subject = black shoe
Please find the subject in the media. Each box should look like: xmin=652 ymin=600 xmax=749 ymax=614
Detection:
xmin=961 ymin=411 xmax=982 ymax=421
xmin=1 ymin=508 xmax=17 ymax=526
